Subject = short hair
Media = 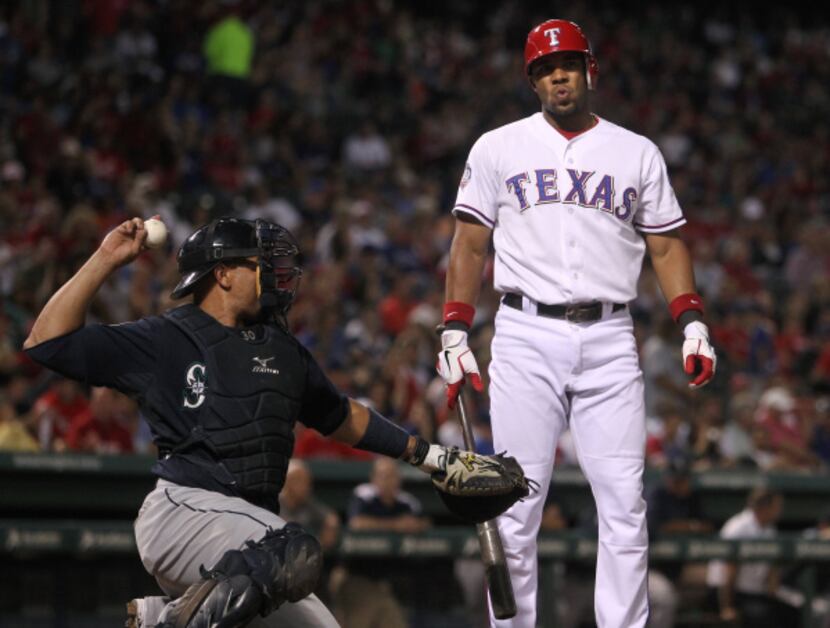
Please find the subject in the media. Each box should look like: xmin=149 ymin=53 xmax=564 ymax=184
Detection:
xmin=747 ymin=486 xmax=781 ymax=510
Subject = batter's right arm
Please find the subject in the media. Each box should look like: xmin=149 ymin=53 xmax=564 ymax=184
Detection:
xmin=23 ymin=218 xmax=149 ymax=349
xmin=437 ymin=214 xmax=492 ymax=407
xmin=446 ymin=214 xmax=491 ymax=305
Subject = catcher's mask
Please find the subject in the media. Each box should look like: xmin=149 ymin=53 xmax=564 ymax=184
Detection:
xmin=172 ymin=217 xmax=303 ymax=319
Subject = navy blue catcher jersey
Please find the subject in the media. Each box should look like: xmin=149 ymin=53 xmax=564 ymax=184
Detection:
xmin=24 ymin=309 xmax=349 ymax=495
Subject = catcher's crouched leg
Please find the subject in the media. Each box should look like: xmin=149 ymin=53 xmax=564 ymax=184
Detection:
xmin=156 ymin=523 xmax=322 ymax=628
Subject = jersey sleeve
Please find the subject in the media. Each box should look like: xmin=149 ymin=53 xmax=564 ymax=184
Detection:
xmin=23 ymin=318 xmax=161 ymax=394
xmin=452 ymin=134 xmax=499 ymax=229
xmin=297 ymin=346 xmax=349 ymax=435
xmin=633 ymin=142 xmax=686 ymax=234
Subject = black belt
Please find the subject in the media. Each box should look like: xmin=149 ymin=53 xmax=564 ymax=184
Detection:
xmin=502 ymin=293 xmax=626 ymax=323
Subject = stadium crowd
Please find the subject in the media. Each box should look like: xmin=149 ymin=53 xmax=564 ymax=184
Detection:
xmin=1 ymin=0 xmax=829 ymax=482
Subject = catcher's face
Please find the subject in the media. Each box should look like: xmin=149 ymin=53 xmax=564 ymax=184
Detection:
xmin=221 ymin=257 xmax=262 ymax=321
xmin=530 ymin=51 xmax=590 ymax=119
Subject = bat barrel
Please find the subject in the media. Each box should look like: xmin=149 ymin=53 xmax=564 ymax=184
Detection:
xmin=478 ymin=519 xmax=517 ymax=618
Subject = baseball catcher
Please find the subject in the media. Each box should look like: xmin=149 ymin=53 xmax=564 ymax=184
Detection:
xmin=22 ymin=216 xmax=530 ymax=628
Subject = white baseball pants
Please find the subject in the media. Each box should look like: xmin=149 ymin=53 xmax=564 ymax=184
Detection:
xmin=488 ymin=304 xmax=649 ymax=628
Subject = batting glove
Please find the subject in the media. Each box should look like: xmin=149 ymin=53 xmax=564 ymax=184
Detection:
xmin=437 ymin=329 xmax=483 ymax=408
xmin=682 ymin=321 xmax=717 ymax=388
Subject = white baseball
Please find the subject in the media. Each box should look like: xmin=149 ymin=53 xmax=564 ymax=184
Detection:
xmin=143 ymin=218 xmax=168 ymax=249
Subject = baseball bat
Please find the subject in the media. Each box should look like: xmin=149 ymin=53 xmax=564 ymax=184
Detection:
xmin=456 ymin=392 xmax=517 ymax=619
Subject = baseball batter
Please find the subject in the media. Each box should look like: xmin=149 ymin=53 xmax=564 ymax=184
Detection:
xmin=23 ymin=216 xmax=523 ymax=628
xmin=436 ymin=19 xmax=717 ymax=628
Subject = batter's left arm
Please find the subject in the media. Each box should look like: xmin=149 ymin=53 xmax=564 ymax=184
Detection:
xmin=645 ymin=229 xmax=717 ymax=388
xmin=643 ymin=229 xmax=696 ymax=303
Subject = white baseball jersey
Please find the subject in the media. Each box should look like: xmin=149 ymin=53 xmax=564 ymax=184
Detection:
xmin=706 ymin=508 xmax=776 ymax=595
xmin=454 ymin=112 xmax=685 ymax=304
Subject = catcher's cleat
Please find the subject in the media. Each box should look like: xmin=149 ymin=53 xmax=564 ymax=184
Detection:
xmin=125 ymin=599 xmax=138 ymax=628
xmin=126 ymin=596 xmax=169 ymax=628
xmin=155 ymin=574 xmax=262 ymax=628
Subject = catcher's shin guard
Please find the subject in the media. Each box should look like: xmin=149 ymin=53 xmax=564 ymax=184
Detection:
xmin=157 ymin=523 xmax=322 ymax=627
xmin=156 ymin=574 xmax=262 ymax=628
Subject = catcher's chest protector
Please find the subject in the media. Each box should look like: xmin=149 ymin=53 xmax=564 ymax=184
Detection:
xmin=165 ymin=305 xmax=303 ymax=510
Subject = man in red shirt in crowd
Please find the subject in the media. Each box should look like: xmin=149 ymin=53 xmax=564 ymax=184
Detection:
xmin=65 ymin=386 xmax=135 ymax=453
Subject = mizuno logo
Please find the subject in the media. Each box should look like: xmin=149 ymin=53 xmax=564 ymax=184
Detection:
xmin=252 ymin=357 xmax=279 ymax=375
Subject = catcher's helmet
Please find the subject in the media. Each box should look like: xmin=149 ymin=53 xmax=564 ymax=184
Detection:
xmin=524 ymin=19 xmax=599 ymax=90
xmin=172 ymin=217 xmax=302 ymax=316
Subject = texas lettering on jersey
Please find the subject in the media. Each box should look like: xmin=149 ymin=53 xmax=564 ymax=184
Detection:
xmin=505 ymin=168 xmax=636 ymax=222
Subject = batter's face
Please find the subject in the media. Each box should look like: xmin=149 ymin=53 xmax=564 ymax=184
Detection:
xmin=529 ymin=51 xmax=590 ymax=121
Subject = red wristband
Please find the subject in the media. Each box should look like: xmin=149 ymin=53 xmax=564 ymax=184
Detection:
xmin=669 ymin=293 xmax=705 ymax=323
xmin=443 ymin=301 xmax=475 ymax=328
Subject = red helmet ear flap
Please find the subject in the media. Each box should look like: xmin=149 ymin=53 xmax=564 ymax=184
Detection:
xmin=586 ymin=54 xmax=599 ymax=90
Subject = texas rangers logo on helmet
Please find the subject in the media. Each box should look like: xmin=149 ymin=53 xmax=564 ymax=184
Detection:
xmin=544 ymin=27 xmax=560 ymax=46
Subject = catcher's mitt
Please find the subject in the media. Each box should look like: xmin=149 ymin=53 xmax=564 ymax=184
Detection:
xmin=431 ymin=448 xmax=536 ymax=524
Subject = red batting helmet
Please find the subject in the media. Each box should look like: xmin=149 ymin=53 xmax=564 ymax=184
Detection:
xmin=524 ymin=19 xmax=599 ymax=89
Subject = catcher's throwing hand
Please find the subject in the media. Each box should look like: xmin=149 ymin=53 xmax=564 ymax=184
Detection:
xmin=437 ymin=329 xmax=483 ymax=408
xmin=98 ymin=217 xmax=152 ymax=268
xmin=682 ymin=321 xmax=717 ymax=388
xmin=424 ymin=446 xmax=536 ymax=524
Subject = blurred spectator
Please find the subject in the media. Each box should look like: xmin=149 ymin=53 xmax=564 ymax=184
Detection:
xmin=241 ymin=182 xmax=302 ymax=233
xmin=279 ymin=459 xmax=340 ymax=552
xmin=64 ymin=386 xmax=135 ymax=454
xmin=0 ymin=392 xmax=38 ymax=452
xmin=646 ymin=454 xmax=713 ymax=628
xmin=279 ymin=459 xmax=340 ymax=605
xmin=343 ymin=122 xmax=392 ymax=173
xmin=334 ymin=458 xmax=428 ymax=628
xmin=719 ymin=393 xmax=760 ymax=468
xmin=755 ymin=385 xmax=820 ymax=470
xmin=646 ymin=404 xmax=692 ymax=469
xmin=811 ymin=397 xmax=830 ymax=467
xmin=689 ymin=397 xmax=727 ymax=469
xmin=705 ymin=487 xmax=798 ymax=627
xmin=775 ymin=507 xmax=830 ymax=628
xmin=202 ymin=2 xmax=254 ymax=110
xmin=31 ymin=378 xmax=90 ymax=451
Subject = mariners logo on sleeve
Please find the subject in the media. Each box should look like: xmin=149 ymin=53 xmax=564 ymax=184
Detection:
xmin=183 ymin=362 xmax=207 ymax=408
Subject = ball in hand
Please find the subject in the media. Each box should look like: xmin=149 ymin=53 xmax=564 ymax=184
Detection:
xmin=143 ymin=218 xmax=168 ymax=249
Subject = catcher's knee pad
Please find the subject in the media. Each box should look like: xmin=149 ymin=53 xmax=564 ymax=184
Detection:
xmin=155 ymin=524 xmax=321 ymax=627
xmin=251 ymin=523 xmax=323 ymax=611
xmin=210 ymin=523 xmax=322 ymax=615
